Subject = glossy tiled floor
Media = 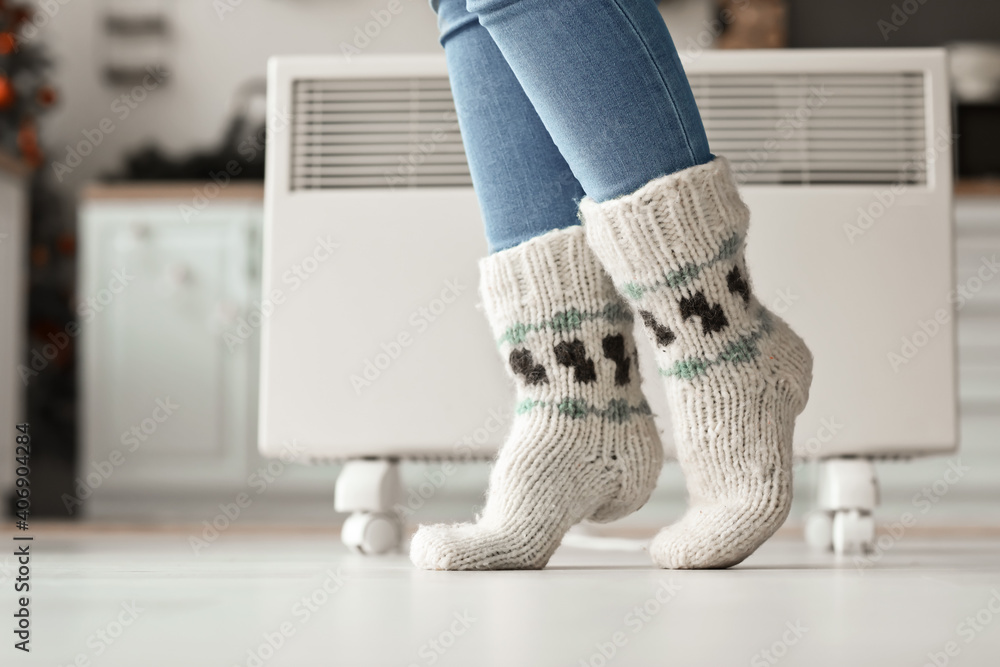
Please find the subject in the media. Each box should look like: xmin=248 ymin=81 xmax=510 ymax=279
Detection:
xmin=4 ymin=524 xmax=1000 ymax=667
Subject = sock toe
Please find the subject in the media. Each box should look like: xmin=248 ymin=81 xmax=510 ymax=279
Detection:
xmin=409 ymin=524 xmax=466 ymax=570
xmin=409 ymin=521 xmax=553 ymax=570
xmin=650 ymin=492 xmax=793 ymax=569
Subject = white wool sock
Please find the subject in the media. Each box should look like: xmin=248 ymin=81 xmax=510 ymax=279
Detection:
xmin=409 ymin=226 xmax=663 ymax=570
xmin=580 ymin=157 xmax=813 ymax=569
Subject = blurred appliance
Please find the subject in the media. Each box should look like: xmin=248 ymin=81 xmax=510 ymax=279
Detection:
xmin=956 ymin=103 xmax=1000 ymax=178
xmin=949 ymin=42 xmax=1000 ymax=104
xmin=261 ymin=50 xmax=956 ymax=555
xmin=950 ymin=42 xmax=1000 ymax=178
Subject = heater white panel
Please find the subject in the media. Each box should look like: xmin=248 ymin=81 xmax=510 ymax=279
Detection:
xmin=258 ymin=187 xmax=511 ymax=460
xmin=260 ymin=50 xmax=956 ymax=464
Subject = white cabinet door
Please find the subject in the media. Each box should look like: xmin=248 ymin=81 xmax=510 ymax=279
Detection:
xmin=80 ymin=201 xmax=258 ymax=495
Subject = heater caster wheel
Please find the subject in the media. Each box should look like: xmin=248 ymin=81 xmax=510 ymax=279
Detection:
xmin=341 ymin=512 xmax=401 ymax=555
xmin=804 ymin=511 xmax=834 ymax=552
xmin=335 ymin=459 xmax=404 ymax=556
xmin=831 ymin=509 xmax=875 ymax=555
xmin=806 ymin=457 xmax=880 ymax=555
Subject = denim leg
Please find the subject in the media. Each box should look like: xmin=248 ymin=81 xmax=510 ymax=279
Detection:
xmin=434 ymin=0 xmax=585 ymax=253
xmin=464 ymin=0 xmax=712 ymax=202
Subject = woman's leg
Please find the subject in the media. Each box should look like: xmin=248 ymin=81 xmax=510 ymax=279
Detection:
xmin=410 ymin=0 xmax=663 ymax=570
xmin=434 ymin=0 xmax=584 ymax=252
xmin=465 ymin=0 xmax=712 ymax=202
xmin=469 ymin=0 xmax=813 ymax=569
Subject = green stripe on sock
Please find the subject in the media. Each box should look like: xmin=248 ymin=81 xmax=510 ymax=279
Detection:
xmin=516 ymin=398 xmax=653 ymax=422
xmin=621 ymin=232 xmax=743 ymax=300
xmin=515 ymin=398 xmax=540 ymax=415
xmin=497 ymin=302 xmax=633 ymax=347
xmin=660 ymin=309 xmax=773 ymax=380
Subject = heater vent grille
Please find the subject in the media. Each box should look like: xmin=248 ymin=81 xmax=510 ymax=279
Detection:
xmin=689 ymin=71 xmax=929 ymax=185
xmin=290 ymin=77 xmax=470 ymax=190
xmin=289 ymin=71 xmax=930 ymax=190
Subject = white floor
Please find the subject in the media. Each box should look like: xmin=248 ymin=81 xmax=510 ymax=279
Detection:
xmin=5 ymin=524 xmax=1000 ymax=667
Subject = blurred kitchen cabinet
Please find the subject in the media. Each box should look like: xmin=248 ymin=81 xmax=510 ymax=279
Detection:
xmin=79 ymin=184 xmax=260 ymax=512
xmin=953 ymin=187 xmax=1000 ymax=484
xmin=79 ymin=183 xmax=336 ymax=518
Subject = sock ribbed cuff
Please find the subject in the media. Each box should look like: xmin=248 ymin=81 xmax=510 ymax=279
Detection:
xmin=478 ymin=225 xmax=628 ymax=347
xmin=579 ymin=157 xmax=749 ymax=293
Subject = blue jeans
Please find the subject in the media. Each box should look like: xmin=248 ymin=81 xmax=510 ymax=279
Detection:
xmin=433 ymin=0 xmax=712 ymax=253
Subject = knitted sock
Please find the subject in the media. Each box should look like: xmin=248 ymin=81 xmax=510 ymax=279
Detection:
xmin=409 ymin=226 xmax=663 ymax=570
xmin=580 ymin=157 xmax=813 ymax=569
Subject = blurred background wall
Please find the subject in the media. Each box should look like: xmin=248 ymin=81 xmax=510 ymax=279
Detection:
xmin=40 ymin=0 xmax=722 ymax=192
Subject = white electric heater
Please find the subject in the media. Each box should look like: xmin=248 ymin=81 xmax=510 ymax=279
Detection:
xmin=260 ymin=50 xmax=956 ymax=555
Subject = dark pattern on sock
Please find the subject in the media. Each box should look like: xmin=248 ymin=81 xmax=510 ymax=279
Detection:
xmin=727 ymin=266 xmax=751 ymax=305
xmin=601 ymin=334 xmax=631 ymax=386
xmin=554 ymin=339 xmax=597 ymax=384
xmin=509 ymin=348 xmax=548 ymax=385
xmin=639 ymin=310 xmax=676 ymax=347
xmin=679 ymin=292 xmax=729 ymax=334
